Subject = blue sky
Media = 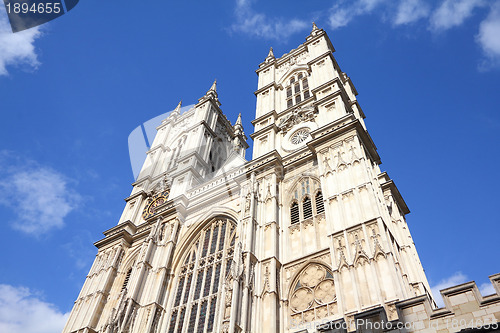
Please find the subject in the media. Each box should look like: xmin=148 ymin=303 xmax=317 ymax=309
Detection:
xmin=1 ymin=0 xmax=499 ymax=331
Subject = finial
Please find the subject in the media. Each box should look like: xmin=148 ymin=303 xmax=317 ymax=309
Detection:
xmin=312 ymin=22 xmax=319 ymax=31
xmin=208 ymin=79 xmax=217 ymax=93
xmin=234 ymin=113 xmax=244 ymax=135
xmin=235 ymin=113 xmax=242 ymax=126
xmin=267 ymin=47 xmax=274 ymax=58
xmin=172 ymin=100 xmax=182 ymax=115
xmin=198 ymin=79 xmax=220 ymax=106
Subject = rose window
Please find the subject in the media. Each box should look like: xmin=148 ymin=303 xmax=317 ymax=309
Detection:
xmin=290 ymin=128 xmax=310 ymax=145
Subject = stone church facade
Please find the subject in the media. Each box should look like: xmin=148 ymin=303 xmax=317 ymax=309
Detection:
xmin=63 ymin=25 xmax=500 ymax=333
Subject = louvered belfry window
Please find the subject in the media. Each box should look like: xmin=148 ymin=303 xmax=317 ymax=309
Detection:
xmin=291 ymin=202 xmax=300 ymax=224
xmin=168 ymin=218 xmax=236 ymax=333
xmin=315 ymin=191 xmax=324 ymax=214
xmin=303 ymin=196 xmax=313 ymax=219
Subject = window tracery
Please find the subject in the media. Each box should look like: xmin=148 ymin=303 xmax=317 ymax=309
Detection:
xmin=286 ymin=72 xmax=311 ymax=109
xmin=289 ymin=177 xmax=324 ymax=224
xmin=290 ymin=264 xmax=336 ymax=324
xmin=168 ymin=218 xmax=236 ymax=333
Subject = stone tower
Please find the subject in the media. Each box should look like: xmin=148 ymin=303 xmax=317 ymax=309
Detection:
xmin=63 ymin=24 xmax=439 ymax=333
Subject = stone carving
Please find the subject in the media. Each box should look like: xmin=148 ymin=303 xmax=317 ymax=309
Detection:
xmin=290 ymin=287 xmax=314 ymax=312
xmin=244 ymin=194 xmax=251 ymax=213
xmin=335 ymin=150 xmax=347 ymax=169
xmin=224 ymin=288 xmax=233 ymax=319
xmin=315 ymin=279 xmax=336 ymax=304
xmin=369 ymin=225 xmax=386 ymax=259
xmin=230 ymin=242 xmax=244 ymax=280
xmin=323 ymin=155 xmax=332 ymax=174
xmin=350 ymin=232 xmax=370 ymax=266
xmin=278 ymin=105 xmax=316 ymax=134
xmin=334 ymin=236 xmax=349 ymax=269
xmin=301 ymin=265 xmax=326 ymax=287
xmin=289 ymin=264 xmax=336 ymax=320
xmin=263 ymin=264 xmax=271 ymax=294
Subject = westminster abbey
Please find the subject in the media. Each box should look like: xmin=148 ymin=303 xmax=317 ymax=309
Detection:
xmin=63 ymin=24 xmax=500 ymax=333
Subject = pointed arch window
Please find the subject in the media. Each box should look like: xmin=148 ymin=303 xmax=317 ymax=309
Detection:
xmin=289 ymin=264 xmax=337 ymax=325
xmin=285 ymin=72 xmax=311 ymax=109
xmin=168 ymin=218 xmax=236 ymax=333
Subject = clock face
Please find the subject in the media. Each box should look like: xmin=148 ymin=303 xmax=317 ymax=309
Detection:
xmin=142 ymin=190 xmax=169 ymax=220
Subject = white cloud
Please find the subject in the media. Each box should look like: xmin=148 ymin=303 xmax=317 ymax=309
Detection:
xmin=430 ymin=272 xmax=468 ymax=307
xmin=479 ymin=282 xmax=496 ymax=296
xmin=394 ymin=0 xmax=431 ymax=25
xmin=329 ymin=0 xmax=386 ymax=29
xmin=0 ymin=153 xmax=81 ymax=235
xmin=430 ymin=0 xmax=485 ymax=31
xmin=0 ymin=7 xmax=42 ymax=76
xmin=476 ymin=1 xmax=500 ymax=70
xmin=0 ymin=284 xmax=69 ymax=333
xmin=230 ymin=0 xmax=308 ymax=40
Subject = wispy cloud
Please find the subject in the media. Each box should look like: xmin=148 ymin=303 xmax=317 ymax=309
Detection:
xmin=0 ymin=8 xmax=42 ymax=76
xmin=327 ymin=0 xmax=487 ymax=31
xmin=329 ymin=0 xmax=386 ymax=29
xmin=228 ymin=0 xmax=500 ymax=70
xmin=479 ymin=282 xmax=496 ymax=295
xmin=476 ymin=1 xmax=500 ymax=70
xmin=0 ymin=152 xmax=81 ymax=235
xmin=230 ymin=0 xmax=308 ymax=40
xmin=430 ymin=272 xmax=498 ymax=307
xmin=394 ymin=0 xmax=431 ymax=25
xmin=430 ymin=0 xmax=485 ymax=31
xmin=430 ymin=272 xmax=468 ymax=307
xmin=0 ymin=284 xmax=69 ymax=333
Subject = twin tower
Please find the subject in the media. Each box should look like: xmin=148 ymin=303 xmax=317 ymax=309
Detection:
xmin=64 ymin=25 xmax=494 ymax=333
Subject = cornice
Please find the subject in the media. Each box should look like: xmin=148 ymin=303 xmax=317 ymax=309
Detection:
xmin=380 ymin=178 xmax=410 ymax=215
xmin=307 ymin=50 xmax=334 ymax=68
xmin=251 ymin=110 xmax=278 ymax=126
xmin=249 ymin=123 xmax=279 ymax=140
xmin=245 ymin=150 xmax=283 ymax=174
xmin=307 ymin=115 xmax=381 ymax=164
xmin=254 ymin=82 xmax=279 ymax=96
xmin=124 ymin=190 xmax=148 ymax=202
xmin=94 ymin=220 xmax=136 ymax=249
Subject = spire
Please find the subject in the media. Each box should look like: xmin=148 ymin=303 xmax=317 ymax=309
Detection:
xmin=312 ymin=22 xmax=319 ymax=31
xmin=265 ymin=47 xmax=275 ymax=63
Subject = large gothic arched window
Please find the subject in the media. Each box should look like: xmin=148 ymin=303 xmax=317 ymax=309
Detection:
xmin=289 ymin=264 xmax=337 ymax=325
xmin=168 ymin=218 xmax=236 ymax=333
